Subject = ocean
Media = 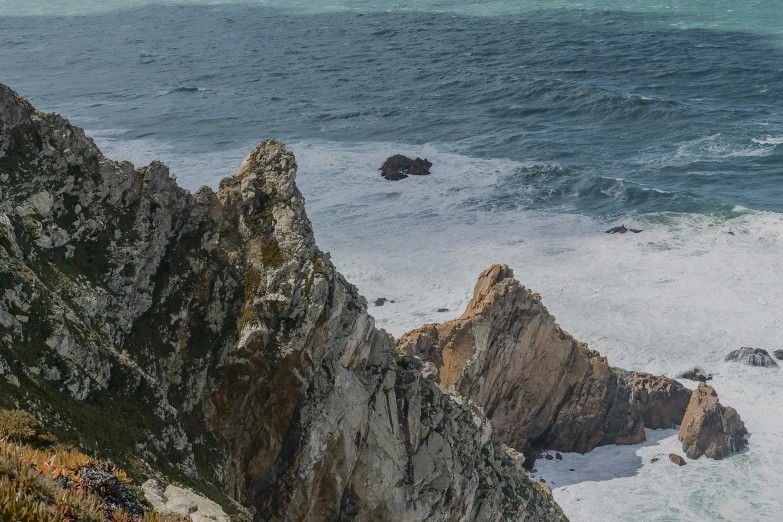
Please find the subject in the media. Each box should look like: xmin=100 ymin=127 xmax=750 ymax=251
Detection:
xmin=1 ymin=1 xmax=782 ymax=520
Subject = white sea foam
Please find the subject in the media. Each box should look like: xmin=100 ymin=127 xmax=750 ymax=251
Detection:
xmin=752 ymin=136 xmax=783 ymax=145
xmin=97 ymin=136 xmax=783 ymax=521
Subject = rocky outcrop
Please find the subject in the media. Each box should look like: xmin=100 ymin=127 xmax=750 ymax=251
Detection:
xmin=397 ymin=265 xmax=691 ymax=460
xmin=0 ymin=83 xmax=564 ymax=521
xmin=679 ymin=383 xmax=747 ymax=460
xmin=379 ymin=154 xmax=432 ymax=180
xmin=725 ymin=347 xmax=778 ymax=368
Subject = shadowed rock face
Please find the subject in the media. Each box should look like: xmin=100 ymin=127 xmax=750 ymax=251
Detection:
xmin=398 ymin=265 xmax=692 ymax=460
xmin=0 ymin=83 xmax=565 ymax=521
xmin=679 ymin=383 xmax=747 ymax=459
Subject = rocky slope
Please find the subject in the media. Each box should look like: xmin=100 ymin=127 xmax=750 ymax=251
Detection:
xmin=0 ymin=83 xmax=565 ymax=521
xmin=398 ymin=265 xmax=698 ymax=461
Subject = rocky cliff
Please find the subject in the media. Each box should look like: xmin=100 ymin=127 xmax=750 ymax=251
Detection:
xmin=0 ymin=83 xmax=565 ymax=521
xmin=397 ymin=265 xmax=694 ymax=461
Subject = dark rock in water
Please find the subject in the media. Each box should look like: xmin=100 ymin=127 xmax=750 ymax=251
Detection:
xmin=678 ymin=368 xmax=712 ymax=382
xmin=544 ymin=454 xmax=554 ymax=461
xmin=374 ymin=298 xmax=388 ymax=307
xmin=650 ymin=457 xmax=660 ymax=463
xmin=380 ymin=154 xmax=432 ymax=181
xmin=728 ymin=231 xmax=736 ymax=236
xmin=774 ymin=350 xmax=783 ymax=360
xmin=725 ymin=347 xmax=778 ymax=368
xmin=555 ymin=453 xmax=562 ymax=460
xmin=437 ymin=308 xmax=449 ymax=312
xmin=669 ymin=454 xmax=686 ymax=466
xmin=605 ymin=224 xmax=644 ymax=234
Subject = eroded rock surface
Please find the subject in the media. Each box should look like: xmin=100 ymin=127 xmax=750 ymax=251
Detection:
xmin=678 ymin=383 xmax=747 ymax=460
xmin=0 ymin=83 xmax=564 ymax=521
xmin=398 ymin=265 xmax=692 ymax=460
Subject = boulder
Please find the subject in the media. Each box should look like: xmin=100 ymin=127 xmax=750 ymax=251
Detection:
xmin=677 ymin=368 xmax=712 ymax=382
xmin=678 ymin=383 xmax=748 ymax=459
xmin=774 ymin=350 xmax=783 ymax=360
xmin=725 ymin=347 xmax=778 ymax=368
xmin=380 ymin=154 xmax=432 ymax=180
xmin=374 ymin=297 xmax=387 ymax=306
xmin=142 ymin=480 xmax=230 ymax=522
xmin=668 ymin=454 xmax=686 ymax=466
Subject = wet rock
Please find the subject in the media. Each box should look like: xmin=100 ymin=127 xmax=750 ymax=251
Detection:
xmin=605 ymin=224 xmax=643 ymax=234
xmin=374 ymin=297 xmax=388 ymax=306
xmin=668 ymin=454 xmax=686 ymax=466
xmin=650 ymin=457 xmax=659 ymax=463
xmin=679 ymin=383 xmax=748 ymax=459
xmin=437 ymin=307 xmax=449 ymax=312
xmin=677 ymin=368 xmax=712 ymax=382
xmin=380 ymin=154 xmax=432 ymax=181
xmin=774 ymin=350 xmax=783 ymax=360
xmin=545 ymin=454 xmax=554 ymax=460
xmin=725 ymin=347 xmax=778 ymax=368
xmin=555 ymin=453 xmax=563 ymax=460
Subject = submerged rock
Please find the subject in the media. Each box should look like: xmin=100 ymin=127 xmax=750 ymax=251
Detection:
xmin=380 ymin=154 xmax=432 ymax=180
xmin=398 ymin=264 xmax=692 ymax=461
xmin=725 ymin=347 xmax=778 ymax=368
xmin=678 ymin=368 xmax=712 ymax=382
xmin=605 ymin=224 xmax=643 ymax=234
xmin=679 ymin=383 xmax=748 ymax=459
xmin=374 ymin=297 xmax=388 ymax=306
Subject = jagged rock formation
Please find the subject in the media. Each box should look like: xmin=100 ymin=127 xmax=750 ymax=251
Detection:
xmin=679 ymin=383 xmax=747 ymax=459
xmin=397 ymin=265 xmax=692 ymax=459
xmin=725 ymin=347 xmax=778 ymax=368
xmin=0 ymin=83 xmax=565 ymax=521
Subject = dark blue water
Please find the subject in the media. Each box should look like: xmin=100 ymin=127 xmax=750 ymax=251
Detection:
xmin=1 ymin=5 xmax=782 ymax=217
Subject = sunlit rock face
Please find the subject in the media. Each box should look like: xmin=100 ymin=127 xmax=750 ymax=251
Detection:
xmin=398 ymin=265 xmax=693 ymax=460
xmin=0 ymin=83 xmax=565 ymax=521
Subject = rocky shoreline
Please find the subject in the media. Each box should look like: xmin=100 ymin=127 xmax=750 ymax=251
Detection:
xmin=0 ymin=83 xmax=747 ymax=521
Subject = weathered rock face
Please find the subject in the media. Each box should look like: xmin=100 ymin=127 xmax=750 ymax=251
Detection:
xmin=679 ymin=383 xmax=747 ymax=459
xmin=0 ymin=83 xmax=565 ymax=521
xmin=725 ymin=347 xmax=778 ymax=368
xmin=397 ymin=265 xmax=691 ymax=459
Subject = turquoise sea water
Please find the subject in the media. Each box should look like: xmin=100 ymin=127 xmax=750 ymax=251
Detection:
xmin=1 ymin=2 xmax=783 ymax=521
